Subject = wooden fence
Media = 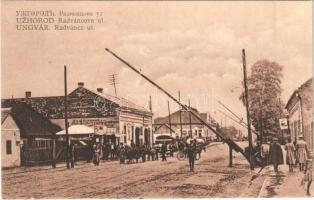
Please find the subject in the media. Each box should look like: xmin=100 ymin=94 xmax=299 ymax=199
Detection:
xmin=21 ymin=145 xmax=90 ymax=166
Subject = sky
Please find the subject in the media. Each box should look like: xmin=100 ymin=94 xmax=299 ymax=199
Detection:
xmin=1 ymin=1 xmax=312 ymax=133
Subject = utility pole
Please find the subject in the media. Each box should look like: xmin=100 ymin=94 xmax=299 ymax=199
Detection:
xmin=168 ymin=100 xmax=172 ymax=136
xmin=149 ymin=96 xmax=152 ymax=112
xmin=242 ymin=49 xmax=254 ymax=170
xmin=178 ymin=91 xmax=183 ymax=138
xmin=64 ymin=66 xmax=70 ymax=169
xmin=109 ymin=74 xmax=118 ymax=97
xmin=189 ymin=99 xmax=192 ymax=138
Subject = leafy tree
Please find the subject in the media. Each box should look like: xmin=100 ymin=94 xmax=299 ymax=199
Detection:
xmin=240 ymin=60 xmax=284 ymax=140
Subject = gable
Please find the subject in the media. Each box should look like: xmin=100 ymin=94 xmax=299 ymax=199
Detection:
xmin=2 ymin=114 xmax=19 ymax=130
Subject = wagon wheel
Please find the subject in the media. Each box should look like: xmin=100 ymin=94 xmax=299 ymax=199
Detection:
xmin=177 ymin=151 xmax=186 ymax=161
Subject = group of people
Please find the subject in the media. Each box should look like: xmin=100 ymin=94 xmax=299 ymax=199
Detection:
xmin=258 ymin=135 xmax=312 ymax=196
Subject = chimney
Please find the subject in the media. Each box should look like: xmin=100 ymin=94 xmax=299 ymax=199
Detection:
xmin=25 ymin=91 xmax=31 ymax=98
xmin=97 ymin=88 xmax=103 ymax=93
xmin=78 ymin=82 xmax=84 ymax=87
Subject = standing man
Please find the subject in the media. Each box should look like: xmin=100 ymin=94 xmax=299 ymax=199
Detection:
xmin=296 ymin=135 xmax=309 ymax=171
xmin=187 ymin=140 xmax=196 ymax=172
xmin=284 ymin=138 xmax=296 ymax=172
xmin=93 ymin=143 xmax=101 ymax=166
xmin=161 ymin=143 xmax=167 ymax=161
xmin=269 ymin=137 xmax=284 ymax=173
xmin=69 ymin=142 xmax=76 ymax=168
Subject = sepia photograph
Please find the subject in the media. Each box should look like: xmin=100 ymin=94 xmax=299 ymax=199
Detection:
xmin=1 ymin=1 xmax=313 ymax=198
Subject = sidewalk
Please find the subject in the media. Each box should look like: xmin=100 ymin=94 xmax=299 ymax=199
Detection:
xmin=258 ymin=164 xmax=313 ymax=197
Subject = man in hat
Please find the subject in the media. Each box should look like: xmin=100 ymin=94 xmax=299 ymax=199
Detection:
xmin=269 ymin=137 xmax=283 ymax=173
xmin=186 ymin=139 xmax=197 ymax=172
xmin=296 ymin=135 xmax=309 ymax=171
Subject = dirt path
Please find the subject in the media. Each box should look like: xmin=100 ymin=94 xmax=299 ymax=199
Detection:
xmin=2 ymin=142 xmax=265 ymax=198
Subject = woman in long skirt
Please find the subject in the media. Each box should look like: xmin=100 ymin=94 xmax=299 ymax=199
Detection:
xmin=296 ymin=135 xmax=309 ymax=171
xmin=284 ymin=138 xmax=296 ymax=172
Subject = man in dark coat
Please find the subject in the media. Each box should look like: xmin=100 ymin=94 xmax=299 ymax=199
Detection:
xmin=161 ymin=143 xmax=167 ymax=161
xmin=269 ymin=137 xmax=283 ymax=173
xmin=187 ymin=140 xmax=197 ymax=172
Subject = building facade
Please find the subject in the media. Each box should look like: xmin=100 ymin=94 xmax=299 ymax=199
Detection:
xmin=153 ymin=108 xmax=216 ymax=140
xmin=1 ymin=108 xmax=21 ymax=168
xmin=2 ymin=82 xmax=153 ymax=147
xmin=285 ymin=78 xmax=313 ymax=152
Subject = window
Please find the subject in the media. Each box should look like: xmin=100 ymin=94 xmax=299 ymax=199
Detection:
xmin=6 ymin=140 xmax=12 ymax=155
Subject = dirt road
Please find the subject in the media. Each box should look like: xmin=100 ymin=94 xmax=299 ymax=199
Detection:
xmin=2 ymin=142 xmax=265 ymax=198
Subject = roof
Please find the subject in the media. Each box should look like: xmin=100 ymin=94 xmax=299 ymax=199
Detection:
xmin=9 ymin=102 xmax=61 ymax=137
xmin=154 ymin=123 xmax=177 ymax=134
xmin=56 ymin=125 xmax=94 ymax=135
xmin=1 ymin=86 xmax=152 ymax=118
xmin=1 ymin=107 xmax=12 ymax=124
xmin=154 ymin=109 xmax=208 ymax=125
xmin=285 ymin=78 xmax=312 ymax=109
xmin=87 ymin=87 xmax=150 ymax=113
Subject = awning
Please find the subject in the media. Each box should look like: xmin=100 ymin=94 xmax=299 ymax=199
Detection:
xmin=56 ymin=125 xmax=94 ymax=135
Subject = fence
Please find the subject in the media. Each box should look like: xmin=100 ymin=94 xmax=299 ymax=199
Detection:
xmin=21 ymin=145 xmax=90 ymax=166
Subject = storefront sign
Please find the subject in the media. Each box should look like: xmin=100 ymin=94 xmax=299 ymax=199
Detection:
xmin=279 ymin=118 xmax=288 ymax=130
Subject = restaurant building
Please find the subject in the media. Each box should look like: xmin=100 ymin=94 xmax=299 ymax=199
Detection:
xmin=2 ymin=82 xmax=154 ymax=147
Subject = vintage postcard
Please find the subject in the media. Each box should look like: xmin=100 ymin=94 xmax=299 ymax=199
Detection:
xmin=1 ymin=1 xmax=313 ymax=198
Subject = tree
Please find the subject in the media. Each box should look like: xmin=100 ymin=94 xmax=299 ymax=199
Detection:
xmin=240 ymin=60 xmax=284 ymax=141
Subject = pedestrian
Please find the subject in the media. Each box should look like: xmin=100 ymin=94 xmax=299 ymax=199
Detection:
xmin=169 ymin=144 xmax=174 ymax=157
xmin=69 ymin=142 xmax=75 ymax=168
xmin=302 ymin=158 xmax=312 ymax=196
xmin=155 ymin=145 xmax=159 ymax=160
xmin=296 ymin=135 xmax=309 ymax=171
xmin=161 ymin=143 xmax=167 ymax=161
xmin=284 ymin=138 xmax=296 ymax=172
xmin=93 ymin=143 xmax=100 ymax=166
xmin=146 ymin=145 xmax=151 ymax=161
xmin=111 ymin=143 xmax=116 ymax=159
xmin=261 ymin=141 xmax=270 ymax=165
xmin=187 ymin=140 xmax=196 ymax=172
xmin=141 ymin=145 xmax=146 ymax=163
xmin=269 ymin=137 xmax=283 ymax=173
xmin=119 ymin=144 xmax=126 ymax=164
xmin=151 ymin=147 xmax=156 ymax=161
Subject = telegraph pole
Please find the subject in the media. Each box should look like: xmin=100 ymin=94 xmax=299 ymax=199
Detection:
xmin=188 ymin=99 xmax=192 ymax=138
xmin=109 ymin=74 xmax=118 ymax=97
xmin=168 ymin=100 xmax=172 ymax=136
xmin=64 ymin=66 xmax=70 ymax=169
xmin=149 ymin=96 xmax=152 ymax=112
xmin=178 ymin=91 xmax=183 ymax=138
xmin=242 ymin=49 xmax=254 ymax=170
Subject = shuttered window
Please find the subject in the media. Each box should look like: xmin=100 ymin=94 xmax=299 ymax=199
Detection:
xmin=6 ymin=140 xmax=12 ymax=155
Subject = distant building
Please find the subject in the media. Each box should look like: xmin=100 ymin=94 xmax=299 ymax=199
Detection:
xmin=2 ymin=82 xmax=153 ymax=147
xmin=219 ymin=126 xmax=243 ymax=141
xmin=285 ymin=78 xmax=312 ymax=151
xmin=1 ymin=108 xmax=21 ymax=168
xmin=153 ymin=108 xmax=216 ymax=140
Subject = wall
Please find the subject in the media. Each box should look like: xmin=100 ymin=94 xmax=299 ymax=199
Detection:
xmin=1 ymin=115 xmax=21 ymax=168
xmin=299 ymin=80 xmax=313 ymax=150
xmin=287 ymin=79 xmax=313 ymax=151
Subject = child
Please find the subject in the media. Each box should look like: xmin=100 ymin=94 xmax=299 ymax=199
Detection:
xmin=301 ymin=158 xmax=312 ymax=196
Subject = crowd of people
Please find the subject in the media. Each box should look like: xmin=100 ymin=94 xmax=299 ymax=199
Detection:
xmin=80 ymin=138 xmax=207 ymax=173
xmin=255 ymin=135 xmax=312 ymax=196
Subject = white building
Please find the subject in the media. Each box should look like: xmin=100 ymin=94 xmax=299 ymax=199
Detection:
xmin=1 ymin=108 xmax=21 ymax=168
